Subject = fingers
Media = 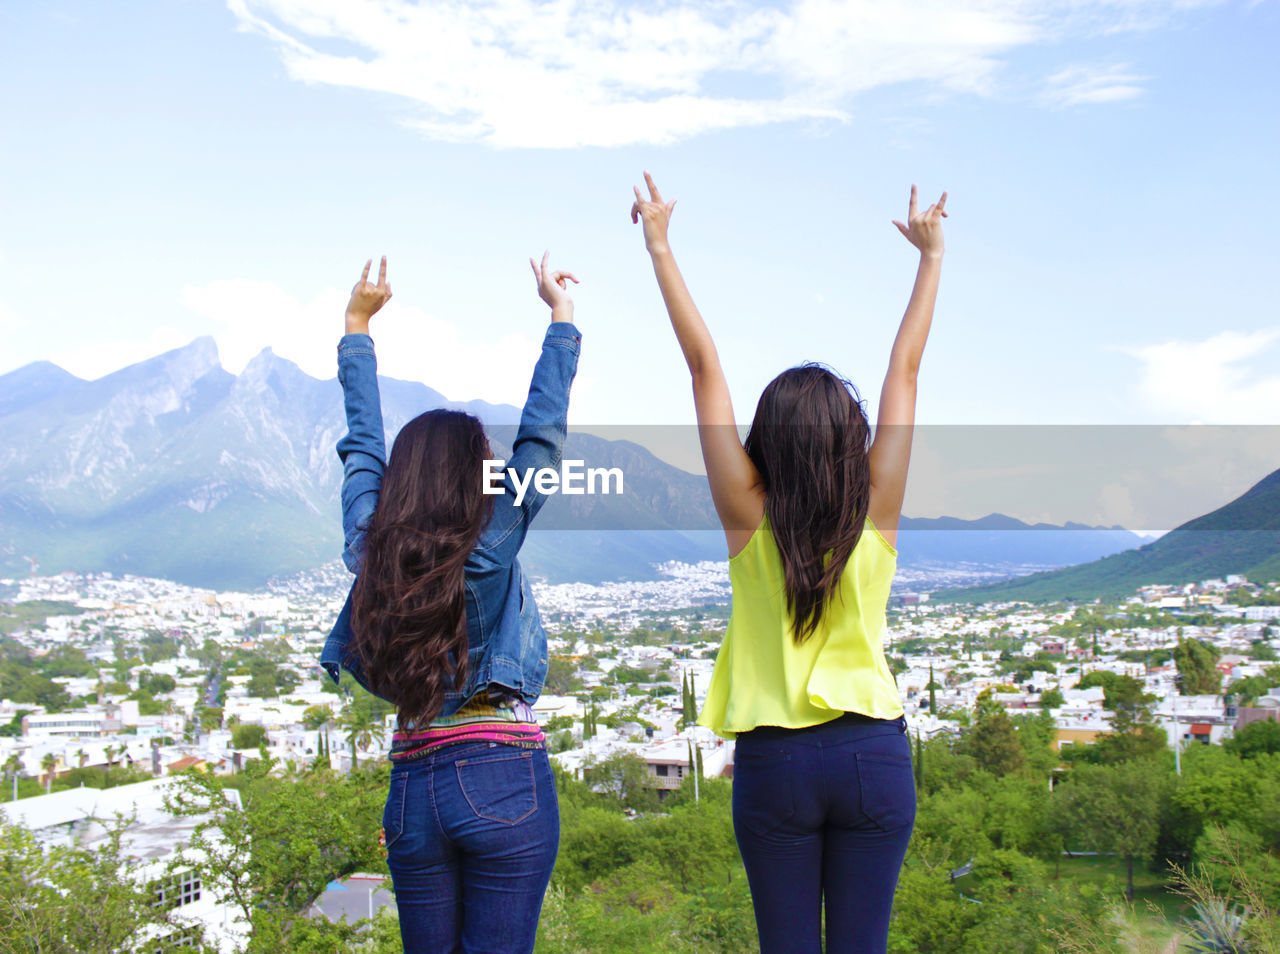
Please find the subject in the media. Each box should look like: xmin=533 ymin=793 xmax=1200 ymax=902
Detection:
xmin=552 ymin=271 xmax=580 ymax=287
xmin=937 ymin=191 xmax=949 ymax=218
xmin=529 ymin=257 xmax=541 ymax=284
xmin=377 ymin=255 xmax=387 ymax=287
xmin=631 ymin=200 xmax=641 ymax=224
xmin=644 ymin=171 xmax=662 ymax=203
xmin=666 ymin=199 xmax=676 ymax=218
xmin=908 ymin=184 xmax=918 ymax=221
xmin=360 ymin=259 xmax=372 ymax=284
xmin=540 ymin=250 xmax=551 ymax=282
xmin=892 ymin=220 xmax=909 ymax=238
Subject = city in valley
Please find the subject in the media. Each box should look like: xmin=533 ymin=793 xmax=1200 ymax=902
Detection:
xmin=2 ymin=560 xmax=1278 ymax=950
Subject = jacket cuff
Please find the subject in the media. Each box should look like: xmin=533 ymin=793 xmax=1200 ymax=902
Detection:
xmin=338 ymin=333 xmax=376 ymax=358
xmin=543 ymin=322 xmax=581 ymax=354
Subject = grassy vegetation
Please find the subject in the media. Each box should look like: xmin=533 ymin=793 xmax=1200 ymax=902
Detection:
xmin=1054 ymin=855 xmax=1185 ymax=924
xmin=0 ymin=599 xmax=85 ymax=635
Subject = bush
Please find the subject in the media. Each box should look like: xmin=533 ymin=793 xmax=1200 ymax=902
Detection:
xmin=231 ymin=724 xmax=268 ymax=749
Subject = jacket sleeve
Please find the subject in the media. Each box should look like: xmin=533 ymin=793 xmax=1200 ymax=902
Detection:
xmin=335 ymin=333 xmax=386 ymax=575
xmin=477 ymin=321 xmax=581 ymax=564
xmin=319 ymin=334 xmax=386 ymax=693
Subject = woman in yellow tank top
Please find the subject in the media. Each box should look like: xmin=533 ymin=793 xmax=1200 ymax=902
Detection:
xmin=631 ymin=173 xmax=946 ymax=954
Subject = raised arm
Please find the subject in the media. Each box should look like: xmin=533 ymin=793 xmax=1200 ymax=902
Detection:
xmin=476 ymin=253 xmax=582 ymax=565
xmin=631 ymin=172 xmax=763 ymax=554
xmin=867 ymin=187 xmax=947 ymax=547
xmin=335 ymin=256 xmax=394 ymax=573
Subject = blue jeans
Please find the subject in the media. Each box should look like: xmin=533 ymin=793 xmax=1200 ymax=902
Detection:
xmin=383 ymin=742 xmax=560 ymax=954
xmin=733 ymin=713 xmax=916 ymax=954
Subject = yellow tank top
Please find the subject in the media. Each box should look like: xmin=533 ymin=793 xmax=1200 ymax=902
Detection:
xmin=698 ymin=514 xmax=904 ymax=738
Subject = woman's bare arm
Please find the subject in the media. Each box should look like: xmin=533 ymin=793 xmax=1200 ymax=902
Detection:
xmin=631 ymin=173 xmax=764 ymax=555
xmin=867 ymin=186 xmax=948 ymax=547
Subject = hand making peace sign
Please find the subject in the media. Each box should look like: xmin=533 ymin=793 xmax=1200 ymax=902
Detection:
xmin=345 ymin=256 xmax=393 ymax=334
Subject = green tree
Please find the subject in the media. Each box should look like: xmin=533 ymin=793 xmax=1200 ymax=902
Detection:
xmin=680 ymin=672 xmax=698 ymax=725
xmin=338 ymin=702 xmax=382 ymax=769
xmin=1071 ymin=672 xmax=1165 ymax=764
xmin=40 ymin=753 xmax=56 ymax=794
xmin=0 ymin=819 xmax=213 ymax=953
xmin=164 ymin=755 xmax=389 ymax=950
xmin=301 ymin=705 xmax=333 ymax=731
xmin=3 ymin=753 xmax=24 ymax=801
xmin=1056 ymin=758 xmax=1167 ymax=901
xmin=962 ymin=699 xmax=1025 ymax=777
xmin=231 ymin=724 xmax=269 ymax=750
xmin=583 ymin=752 xmax=660 ymax=812
xmin=1224 ymin=719 xmax=1280 ymax=759
xmin=1040 ymin=687 xmax=1064 ymax=709
xmin=1227 ymin=666 xmax=1280 ymax=705
xmin=545 ymin=655 xmax=583 ymax=695
xmin=1175 ymin=636 xmax=1223 ymax=695
xmin=142 ymin=672 xmax=177 ymax=695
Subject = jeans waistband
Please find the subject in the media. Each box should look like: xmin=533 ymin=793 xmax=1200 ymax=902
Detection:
xmin=738 ymin=712 xmax=907 ymax=744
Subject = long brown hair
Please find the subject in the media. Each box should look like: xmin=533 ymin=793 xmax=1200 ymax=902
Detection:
xmin=351 ymin=409 xmax=494 ymax=728
xmin=743 ymin=364 xmax=872 ymax=643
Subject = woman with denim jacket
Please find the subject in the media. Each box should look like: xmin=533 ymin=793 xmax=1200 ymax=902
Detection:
xmin=322 ymin=253 xmax=581 ymax=954
xmin=632 ymin=175 xmax=946 ymax=954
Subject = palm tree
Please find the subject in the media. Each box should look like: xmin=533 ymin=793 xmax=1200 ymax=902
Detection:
xmin=103 ymin=744 xmax=118 ymax=783
xmin=41 ymin=753 xmax=57 ymax=794
xmin=338 ymin=703 xmax=381 ymax=770
xmin=4 ymin=754 xmax=22 ymax=801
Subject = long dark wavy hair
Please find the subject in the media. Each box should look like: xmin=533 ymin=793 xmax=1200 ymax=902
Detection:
xmin=350 ymin=409 xmax=494 ymax=729
xmin=743 ymin=364 xmax=873 ymax=644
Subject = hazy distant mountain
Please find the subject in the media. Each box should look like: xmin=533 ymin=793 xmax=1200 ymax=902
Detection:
xmin=0 ymin=339 xmax=1153 ymax=588
xmin=896 ymin=514 xmax=1149 ymax=569
xmin=0 ymin=338 xmax=720 ymax=587
xmin=942 ymin=467 xmax=1280 ymax=602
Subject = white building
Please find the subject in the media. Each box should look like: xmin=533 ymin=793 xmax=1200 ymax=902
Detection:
xmin=0 ymin=777 xmax=248 ymax=953
xmin=1154 ymin=694 xmax=1234 ymax=748
xmin=22 ymin=708 xmax=120 ymax=738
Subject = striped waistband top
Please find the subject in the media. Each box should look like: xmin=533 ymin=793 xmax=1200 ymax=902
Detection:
xmin=389 ymin=697 xmax=545 ymax=762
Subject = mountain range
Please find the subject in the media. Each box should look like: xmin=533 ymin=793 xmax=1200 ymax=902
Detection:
xmin=941 ymin=466 xmax=1280 ymax=602
xmin=1 ymin=339 xmax=1156 ymax=589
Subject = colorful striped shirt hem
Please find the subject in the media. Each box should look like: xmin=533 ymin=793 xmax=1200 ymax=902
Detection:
xmin=389 ymin=698 xmax=545 ymax=762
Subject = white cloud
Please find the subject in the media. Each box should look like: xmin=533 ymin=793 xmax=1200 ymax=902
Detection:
xmin=1043 ymin=63 xmax=1148 ymax=106
xmin=226 ymin=0 xmax=1211 ymax=148
xmin=179 ymin=279 xmax=543 ymax=407
xmin=1122 ymin=328 xmax=1280 ymax=423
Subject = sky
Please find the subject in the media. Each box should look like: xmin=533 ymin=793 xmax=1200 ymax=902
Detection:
xmin=1 ymin=0 xmax=1278 ymax=521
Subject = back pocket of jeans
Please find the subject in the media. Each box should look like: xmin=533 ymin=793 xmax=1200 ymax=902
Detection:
xmin=383 ymin=770 xmax=409 ymax=849
xmin=456 ymin=751 xmax=538 ymax=824
xmin=733 ymin=749 xmax=794 ymax=838
xmin=856 ymin=751 xmax=916 ymax=833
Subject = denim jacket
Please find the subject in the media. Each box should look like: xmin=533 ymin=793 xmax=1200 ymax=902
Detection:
xmin=319 ymin=321 xmax=581 ymax=717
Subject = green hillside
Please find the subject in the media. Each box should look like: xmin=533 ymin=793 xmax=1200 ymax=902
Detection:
xmin=940 ymin=466 xmax=1280 ymax=603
